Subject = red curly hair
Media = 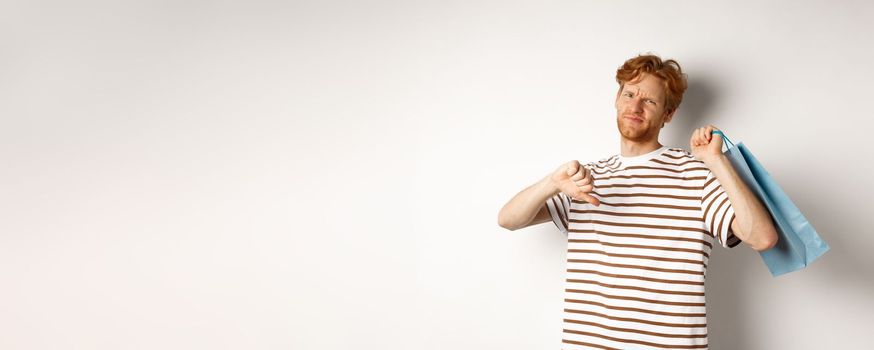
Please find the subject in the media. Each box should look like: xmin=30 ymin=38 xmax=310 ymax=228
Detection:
xmin=616 ymin=54 xmax=688 ymax=114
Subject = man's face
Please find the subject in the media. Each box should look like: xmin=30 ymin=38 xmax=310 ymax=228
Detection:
xmin=614 ymin=73 xmax=674 ymax=142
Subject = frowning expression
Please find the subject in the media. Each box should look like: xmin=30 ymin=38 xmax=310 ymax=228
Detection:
xmin=614 ymin=73 xmax=674 ymax=142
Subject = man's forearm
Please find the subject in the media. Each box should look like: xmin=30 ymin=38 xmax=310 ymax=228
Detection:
xmin=704 ymin=154 xmax=778 ymax=250
xmin=498 ymin=175 xmax=560 ymax=230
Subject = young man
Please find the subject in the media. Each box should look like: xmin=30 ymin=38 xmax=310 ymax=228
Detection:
xmin=497 ymin=54 xmax=778 ymax=349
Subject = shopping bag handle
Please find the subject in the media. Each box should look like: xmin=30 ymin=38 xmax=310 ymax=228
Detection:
xmin=711 ymin=130 xmax=736 ymax=150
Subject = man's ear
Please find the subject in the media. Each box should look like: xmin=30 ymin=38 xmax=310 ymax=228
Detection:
xmin=662 ymin=109 xmax=676 ymax=127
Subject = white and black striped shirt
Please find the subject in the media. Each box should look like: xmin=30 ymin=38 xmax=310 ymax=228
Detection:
xmin=546 ymin=146 xmax=739 ymax=350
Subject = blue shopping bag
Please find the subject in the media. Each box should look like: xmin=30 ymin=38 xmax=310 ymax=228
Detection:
xmin=711 ymin=130 xmax=829 ymax=277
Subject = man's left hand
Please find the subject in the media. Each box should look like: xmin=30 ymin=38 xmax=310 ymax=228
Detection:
xmin=690 ymin=125 xmax=724 ymax=164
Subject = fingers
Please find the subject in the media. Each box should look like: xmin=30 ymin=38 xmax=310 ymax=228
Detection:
xmin=561 ymin=161 xmax=599 ymax=206
xmin=691 ymin=125 xmax=720 ymax=147
xmin=574 ymin=183 xmax=594 ymax=192
xmin=571 ymin=170 xmax=584 ymax=181
xmin=571 ymin=167 xmax=598 ymax=206
xmin=572 ymin=166 xmax=590 ymax=183
xmin=583 ymin=166 xmax=594 ymax=185
xmin=566 ymin=160 xmax=580 ymax=176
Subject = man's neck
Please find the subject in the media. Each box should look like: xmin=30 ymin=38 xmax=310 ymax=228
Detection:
xmin=620 ymin=139 xmax=663 ymax=157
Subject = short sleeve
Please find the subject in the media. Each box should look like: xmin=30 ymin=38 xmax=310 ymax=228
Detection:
xmin=545 ymin=191 xmax=571 ymax=236
xmin=700 ymin=170 xmax=741 ymax=248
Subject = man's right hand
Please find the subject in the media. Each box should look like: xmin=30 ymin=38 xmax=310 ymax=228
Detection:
xmin=551 ymin=160 xmax=601 ymax=206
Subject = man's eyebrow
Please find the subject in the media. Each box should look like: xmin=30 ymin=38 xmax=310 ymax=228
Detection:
xmin=634 ymin=90 xmax=658 ymax=98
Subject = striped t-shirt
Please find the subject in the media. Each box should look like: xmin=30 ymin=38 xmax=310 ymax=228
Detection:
xmin=545 ymin=146 xmax=739 ymax=350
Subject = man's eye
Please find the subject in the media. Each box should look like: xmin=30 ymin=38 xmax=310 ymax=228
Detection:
xmin=646 ymin=100 xmax=656 ymax=105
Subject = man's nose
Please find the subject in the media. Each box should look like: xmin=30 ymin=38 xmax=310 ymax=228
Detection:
xmin=630 ymin=98 xmax=644 ymax=113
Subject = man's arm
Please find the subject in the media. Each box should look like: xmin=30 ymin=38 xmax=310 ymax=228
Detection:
xmin=498 ymin=160 xmax=600 ymax=231
xmin=497 ymin=176 xmax=560 ymax=231
xmin=693 ymin=126 xmax=778 ymax=251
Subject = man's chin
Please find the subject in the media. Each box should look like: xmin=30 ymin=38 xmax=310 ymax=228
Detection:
xmin=618 ymin=127 xmax=652 ymax=142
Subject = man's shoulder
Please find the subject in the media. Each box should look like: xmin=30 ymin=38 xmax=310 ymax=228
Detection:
xmin=587 ymin=154 xmax=620 ymax=167
xmin=658 ymin=148 xmax=713 ymax=178
xmin=663 ymin=147 xmax=703 ymax=162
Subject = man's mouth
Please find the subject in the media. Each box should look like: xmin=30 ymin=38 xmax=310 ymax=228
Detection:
xmin=624 ymin=115 xmax=644 ymax=123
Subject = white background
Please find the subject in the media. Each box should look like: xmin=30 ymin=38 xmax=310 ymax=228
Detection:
xmin=2 ymin=0 xmax=872 ymax=349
